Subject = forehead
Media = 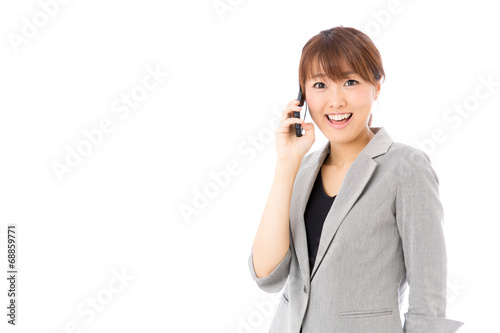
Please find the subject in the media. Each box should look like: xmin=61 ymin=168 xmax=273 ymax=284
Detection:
xmin=308 ymin=70 xmax=358 ymax=80
xmin=306 ymin=56 xmax=358 ymax=81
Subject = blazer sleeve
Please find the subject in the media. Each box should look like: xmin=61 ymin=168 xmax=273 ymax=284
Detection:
xmin=248 ymin=244 xmax=291 ymax=293
xmin=395 ymin=149 xmax=464 ymax=333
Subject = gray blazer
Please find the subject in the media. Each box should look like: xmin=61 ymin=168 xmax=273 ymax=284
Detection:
xmin=248 ymin=127 xmax=464 ymax=332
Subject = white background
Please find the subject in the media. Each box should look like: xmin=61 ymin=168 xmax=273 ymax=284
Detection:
xmin=0 ymin=0 xmax=498 ymax=332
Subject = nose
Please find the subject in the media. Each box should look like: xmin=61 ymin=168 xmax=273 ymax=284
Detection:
xmin=328 ymin=85 xmax=346 ymax=109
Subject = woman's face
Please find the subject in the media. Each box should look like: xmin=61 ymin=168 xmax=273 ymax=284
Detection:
xmin=304 ymin=65 xmax=381 ymax=144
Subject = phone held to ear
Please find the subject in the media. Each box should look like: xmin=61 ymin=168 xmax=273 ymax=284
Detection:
xmin=294 ymin=87 xmax=306 ymax=137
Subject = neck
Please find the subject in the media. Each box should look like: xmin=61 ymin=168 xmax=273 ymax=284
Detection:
xmin=325 ymin=127 xmax=375 ymax=167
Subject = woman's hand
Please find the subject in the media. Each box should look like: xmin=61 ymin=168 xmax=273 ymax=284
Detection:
xmin=275 ymin=99 xmax=315 ymax=163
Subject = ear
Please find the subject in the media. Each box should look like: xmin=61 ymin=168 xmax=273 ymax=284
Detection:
xmin=374 ymin=82 xmax=381 ymax=101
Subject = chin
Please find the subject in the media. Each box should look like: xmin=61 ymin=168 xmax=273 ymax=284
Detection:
xmin=324 ymin=122 xmax=366 ymax=141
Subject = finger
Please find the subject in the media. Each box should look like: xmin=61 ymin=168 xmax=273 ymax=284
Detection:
xmin=302 ymin=122 xmax=315 ymax=135
xmin=282 ymin=117 xmax=304 ymax=126
xmin=277 ymin=117 xmax=304 ymax=132
xmin=303 ymin=122 xmax=313 ymax=130
xmin=281 ymin=102 xmax=302 ymax=122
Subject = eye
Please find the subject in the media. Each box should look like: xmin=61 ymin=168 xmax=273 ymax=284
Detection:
xmin=345 ymin=79 xmax=358 ymax=86
xmin=313 ymin=82 xmax=326 ymax=89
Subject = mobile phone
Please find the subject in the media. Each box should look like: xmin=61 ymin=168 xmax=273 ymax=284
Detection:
xmin=294 ymin=87 xmax=306 ymax=137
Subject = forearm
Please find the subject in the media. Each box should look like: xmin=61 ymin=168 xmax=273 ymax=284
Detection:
xmin=252 ymin=159 xmax=300 ymax=278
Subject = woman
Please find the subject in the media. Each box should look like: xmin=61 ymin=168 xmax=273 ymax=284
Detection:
xmin=248 ymin=26 xmax=464 ymax=332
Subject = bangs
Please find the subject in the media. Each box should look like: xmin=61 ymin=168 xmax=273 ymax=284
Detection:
xmin=298 ymin=27 xmax=384 ymax=93
xmin=303 ymin=52 xmax=353 ymax=85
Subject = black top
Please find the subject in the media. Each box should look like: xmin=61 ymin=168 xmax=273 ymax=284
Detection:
xmin=304 ymin=167 xmax=336 ymax=275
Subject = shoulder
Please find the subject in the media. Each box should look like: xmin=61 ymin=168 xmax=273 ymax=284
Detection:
xmin=386 ymin=142 xmax=431 ymax=164
xmin=386 ymin=142 xmax=438 ymax=185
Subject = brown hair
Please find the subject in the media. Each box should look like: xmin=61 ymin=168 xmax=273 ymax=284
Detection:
xmin=298 ymin=26 xmax=385 ymax=126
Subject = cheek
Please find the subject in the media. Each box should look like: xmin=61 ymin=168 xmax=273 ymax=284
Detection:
xmin=305 ymin=94 xmax=322 ymax=110
xmin=306 ymin=98 xmax=326 ymax=123
xmin=350 ymin=88 xmax=374 ymax=107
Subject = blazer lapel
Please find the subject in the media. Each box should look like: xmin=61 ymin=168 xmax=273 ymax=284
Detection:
xmin=290 ymin=127 xmax=394 ymax=285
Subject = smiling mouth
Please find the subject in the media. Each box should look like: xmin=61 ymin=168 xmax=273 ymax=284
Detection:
xmin=326 ymin=113 xmax=353 ymax=124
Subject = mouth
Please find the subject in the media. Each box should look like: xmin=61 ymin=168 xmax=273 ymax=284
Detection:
xmin=325 ymin=112 xmax=352 ymax=128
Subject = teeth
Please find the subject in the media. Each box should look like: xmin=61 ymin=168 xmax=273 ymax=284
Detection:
xmin=327 ymin=113 xmax=352 ymax=121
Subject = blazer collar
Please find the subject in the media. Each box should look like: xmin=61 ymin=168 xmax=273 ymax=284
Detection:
xmin=315 ymin=126 xmax=393 ymax=164
xmin=289 ymin=127 xmax=394 ymax=284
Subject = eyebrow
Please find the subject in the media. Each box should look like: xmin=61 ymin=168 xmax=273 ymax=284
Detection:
xmin=310 ymin=71 xmax=357 ymax=79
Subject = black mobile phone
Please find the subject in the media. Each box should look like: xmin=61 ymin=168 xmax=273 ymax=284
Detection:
xmin=294 ymin=88 xmax=306 ymax=137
